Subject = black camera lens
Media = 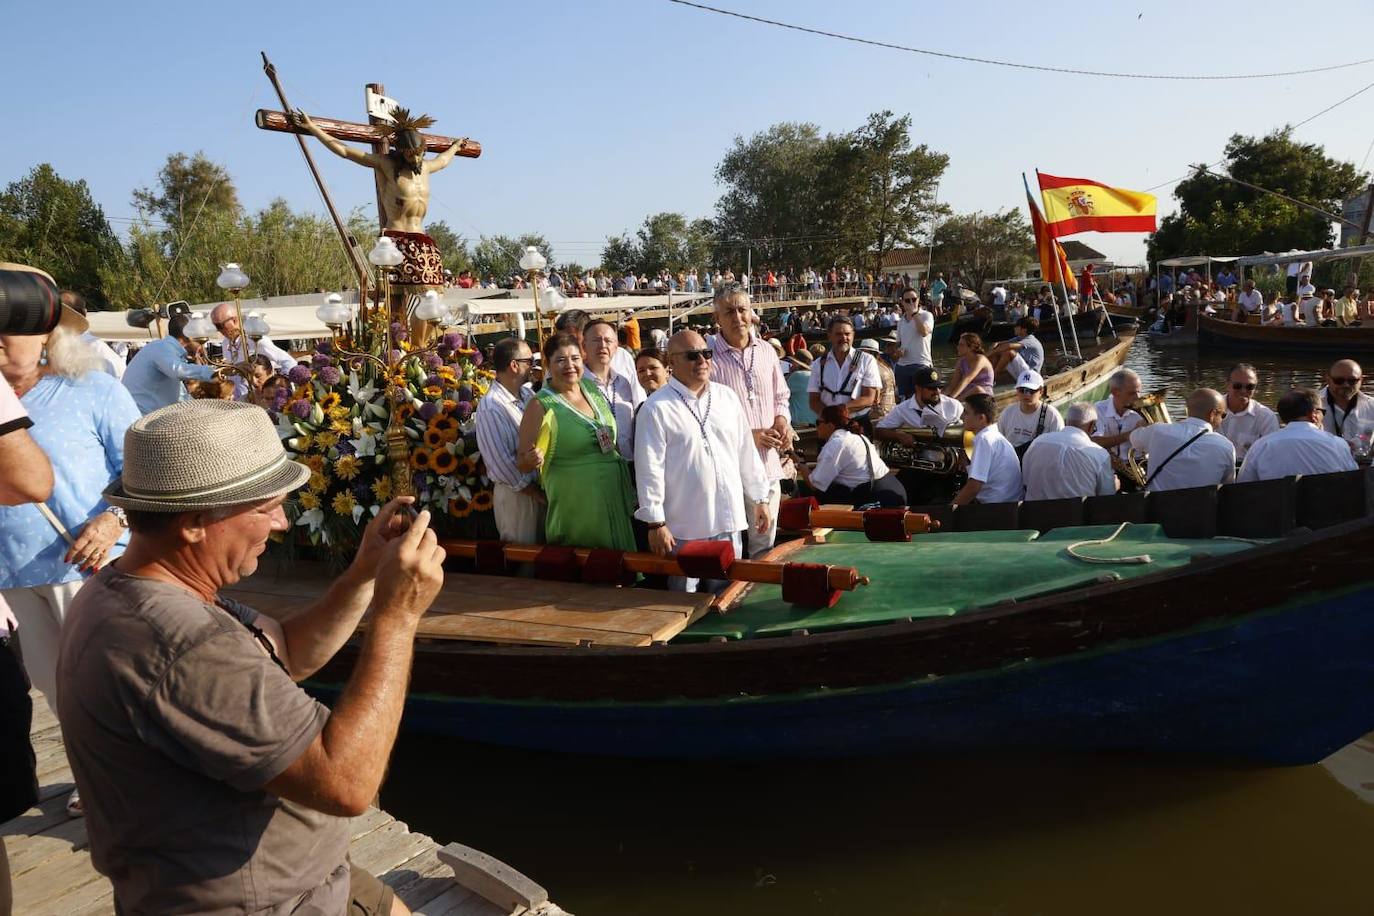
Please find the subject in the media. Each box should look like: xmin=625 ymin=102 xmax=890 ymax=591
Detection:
xmin=0 ymin=268 xmax=62 ymax=336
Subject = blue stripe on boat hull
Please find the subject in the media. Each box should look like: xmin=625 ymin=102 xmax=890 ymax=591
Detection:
xmin=320 ymin=584 xmax=1374 ymax=766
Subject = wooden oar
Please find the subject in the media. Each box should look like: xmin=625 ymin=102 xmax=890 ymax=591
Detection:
xmin=439 ymin=540 xmax=870 ymax=592
xmin=805 ymin=506 xmax=938 ymax=535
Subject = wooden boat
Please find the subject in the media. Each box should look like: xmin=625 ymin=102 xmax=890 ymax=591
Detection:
xmin=249 ymin=467 xmax=1374 ymax=767
xmin=1198 ymin=313 xmax=1374 ymax=353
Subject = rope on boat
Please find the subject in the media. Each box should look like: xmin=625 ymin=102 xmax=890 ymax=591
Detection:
xmin=1064 ymin=522 xmax=1153 ymax=565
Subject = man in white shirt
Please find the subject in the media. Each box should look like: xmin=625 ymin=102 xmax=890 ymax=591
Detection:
xmin=1022 ymin=402 xmax=1116 ymax=500
xmin=874 ymin=366 xmax=964 ymax=442
xmin=1128 ymin=389 xmax=1235 ymax=492
xmin=635 ymin=330 xmax=770 ymax=592
xmin=582 ymin=318 xmax=645 ymax=463
xmin=952 ymin=394 xmax=1022 ymax=505
xmin=807 ymin=316 xmax=880 ymax=420
xmin=1219 ymin=363 xmax=1278 ymax=460
xmin=1318 ymin=358 xmax=1374 ymax=444
xmin=474 ymin=338 xmax=543 ymax=544
xmin=990 ymin=284 xmax=1008 ymax=310
xmin=1231 ymin=279 xmax=1263 ymax=322
xmin=997 ymin=369 xmax=1064 ymax=453
xmin=210 ymin=302 xmax=296 ymax=399
xmin=1297 ymin=275 xmax=1319 ymax=325
xmin=555 ymin=308 xmax=637 ymax=381
xmin=1238 ymin=388 xmax=1358 ymax=482
xmin=893 ymin=290 xmax=935 ymax=399
xmin=1092 ymin=369 xmax=1144 ymax=462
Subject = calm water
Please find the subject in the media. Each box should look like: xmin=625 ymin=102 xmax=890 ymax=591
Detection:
xmin=382 ymin=337 xmax=1374 ymax=915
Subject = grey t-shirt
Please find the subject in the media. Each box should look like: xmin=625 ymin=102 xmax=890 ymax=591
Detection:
xmin=56 ymin=567 xmax=350 ymax=915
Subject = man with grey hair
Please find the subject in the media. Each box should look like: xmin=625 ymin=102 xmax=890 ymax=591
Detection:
xmin=56 ymin=400 xmax=445 ymax=915
xmin=1219 ymin=363 xmax=1278 ymax=460
xmin=210 ymin=301 xmax=296 ymax=400
xmin=1022 ymin=401 xmax=1116 ymax=501
xmin=1128 ymin=388 xmax=1235 ymax=492
xmin=1092 ymin=368 xmax=1144 ymax=462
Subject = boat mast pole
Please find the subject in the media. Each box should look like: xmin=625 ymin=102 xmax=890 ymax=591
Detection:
xmin=1027 ymin=173 xmax=1072 ymax=360
xmin=1036 ymin=170 xmax=1083 ymax=362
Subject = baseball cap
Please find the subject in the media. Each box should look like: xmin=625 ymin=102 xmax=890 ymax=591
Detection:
xmin=1016 ymin=369 xmax=1045 ymax=390
xmin=913 ymin=366 xmax=944 ymax=389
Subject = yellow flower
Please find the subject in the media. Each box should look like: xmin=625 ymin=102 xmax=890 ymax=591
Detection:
xmin=331 ymin=491 xmax=356 ymax=516
xmin=298 ymin=491 xmax=320 ymax=510
xmin=371 ymin=476 xmax=392 ymax=502
xmin=294 ymin=433 xmax=314 ymax=452
xmin=319 ymin=392 xmax=342 ymax=411
xmin=430 ymin=449 xmax=458 ymax=475
xmin=330 ymin=419 xmax=351 ymax=435
xmin=436 ymin=366 xmax=457 ymax=381
xmin=395 ymin=403 xmax=416 ymax=423
xmin=431 ymin=416 xmax=459 ymax=442
xmin=423 ymin=427 xmax=446 ymax=449
xmin=308 ymin=471 xmax=328 ymax=492
xmin=409 ymin=447 xmax=433 ymax=470
xmin=303 ymin=455 xmax=326 ymax=474
xmin=327 ymin=405 xmax=350 ymax=421
xmin=334 ymin=455 xmax=361 ymax=481
xmin=471 ymin=489 xmax=493 ymax=513
xmin=316 ymin=430 xmax=340 ymax=449
xmin=423 ymin=385 xmax=443 ymax=399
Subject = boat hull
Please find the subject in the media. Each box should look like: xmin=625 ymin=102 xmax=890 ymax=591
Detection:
xmin=1198 ymin=314 xmax=1374 ymax=352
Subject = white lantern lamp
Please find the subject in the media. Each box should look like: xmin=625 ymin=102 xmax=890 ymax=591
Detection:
xmin=414 ymin=290 xmax=445 ymax=323
xmin=369 ymin=236 xmax=405 ymax=268
xmin=243 ymin=313 xmax=271 ymax=342
xmin=184 ymin=313 xmax=216 ymax=342
xmin=518 ymin=246 xmax=547 ymax=274
xmin=215 ymin=263 xmax=250 ymax=291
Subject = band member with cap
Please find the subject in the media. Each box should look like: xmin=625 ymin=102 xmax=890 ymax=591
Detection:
xmin=996 ymin=369 xmax=1063 ymax=457
xmin=873 ymin=366 xmax=964 ymax=443
xmin=1238 ymin=388 xmax=1359 ymax=482
xmin=1022 ymin=402 xmax=1116 ymax=500
xmin=807 ymin=316 xmax=880 ymax=420
xmin=952 ymin=394 xmax=1023 ymax=506
xmin=1218 ymin=363 xmax=1278 ymax=460
xmin=1128 ymin=388 xmax=1236 ymax=492
xmin=1318 ymin=358 xmax=1374 ymax=445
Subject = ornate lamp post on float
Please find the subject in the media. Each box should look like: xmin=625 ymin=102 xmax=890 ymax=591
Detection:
xmin=518 ymin=245 xmax=548 ymax=351
xmin=183 ymin=263 xmax=273 ymax=397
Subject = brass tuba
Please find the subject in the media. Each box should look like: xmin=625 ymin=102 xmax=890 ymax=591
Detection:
xmin=879 ymin=426 xmax=975 ymax=475
xmin=1111 ymin=389 xmax=1173 ymax=489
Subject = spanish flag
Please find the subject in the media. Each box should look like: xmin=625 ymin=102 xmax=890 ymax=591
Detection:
xmin=1024 ymin=176 xmax=1077 ymax=291
xmin=1037 ymin=171 xmax=1157 ymax=236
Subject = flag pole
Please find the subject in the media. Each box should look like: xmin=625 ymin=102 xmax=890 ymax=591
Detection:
xmin=1036 ymin=169 xmax=1084 ymax=362
xmin=1025 ymin=173 xmax=1071 ymax=360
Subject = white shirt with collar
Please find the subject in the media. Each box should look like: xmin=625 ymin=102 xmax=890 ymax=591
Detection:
xmin=1094 ymin=397 xmax=1144 ymax=460
xmin=967 ymin=425 xmax=1023 ymax=504
xmin=634 ymin=377 xmax=769 ymax=541
xmin=809 ymin=428 xmax=889 ymax=492
xmin=474 ymin=381 xmax=536 ymax=490
xmin=875 ymin=393 xmax=964 ymax=435
xmin=1022 ymin=427 xmax=1115 ymax=500
xmin=1219 ymin=398 xmax=1279 ymax=459
xmin=222 ymin=335 xmax=297 ymax=399
xmin=1318 ymin=387 xmax=1374 ymax=441
xmin=1237 ymin=288 xmax=1263 ymax=313
xmin=895 ymin=310 xmax=935 ymax=367
xmin=1237 ymin=421 xmax=1359 ymax=482
xmin=1129 ymin=417 xmax=1236 ymax=492
xmin=583 ymin=363 xmax=645 ymax=462
xmin=807 ymin=348 xmax=881 ymax=413
xmin=996 ymin=400 xmax=1064 ymax=448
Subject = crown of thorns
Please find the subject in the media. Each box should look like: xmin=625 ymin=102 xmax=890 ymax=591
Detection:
xmin=375 ymin=105 xmax=436 ymax=138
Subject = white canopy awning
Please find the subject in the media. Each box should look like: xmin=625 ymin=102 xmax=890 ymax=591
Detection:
xmin=1157 ymin=255 xmax=1240 ymax=268
xmin=1235 ymin=243 xmax=1374 ymax=268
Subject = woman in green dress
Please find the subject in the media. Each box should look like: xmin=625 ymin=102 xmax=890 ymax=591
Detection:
xmin=516 ymin=332 xmax=637 ymax=551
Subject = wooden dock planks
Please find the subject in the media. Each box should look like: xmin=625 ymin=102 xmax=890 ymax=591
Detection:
xmin=3 ymin=691 xmax=564 ymax=915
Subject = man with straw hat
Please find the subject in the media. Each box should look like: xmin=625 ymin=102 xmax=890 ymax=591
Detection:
xmin=55 ymin=399 xmax=444 ymax=915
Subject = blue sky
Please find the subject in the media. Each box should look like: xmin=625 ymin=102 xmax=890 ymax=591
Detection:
xmin=8 ymin=0 xmax=1374 ymax=272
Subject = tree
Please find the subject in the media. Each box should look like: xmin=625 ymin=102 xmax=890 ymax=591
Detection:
xmin=599 ymin=233 xmax=638 ymax=276
xmin=930 ymin=209 xmax=1033 ymax=292
xmin=470 ymin=233 xmax=553 ymax=282
xmin=0 ymin=164 xmax=123 ymax=308
xmin=1147 ymin=129 xmax=1367 ymax=263
xmin=132 ymin=151 xmax=241 ymax=232
xmin=426 ymin=220 xmax=471 ymax=275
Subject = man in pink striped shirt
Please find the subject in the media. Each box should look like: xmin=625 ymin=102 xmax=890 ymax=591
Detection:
xmin=708 ymin=284 xmax=791 ymax=557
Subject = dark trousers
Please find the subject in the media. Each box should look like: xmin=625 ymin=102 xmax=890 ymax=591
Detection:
xmin=893 ymin=362 xmax=930 ymax=401
xmin=1 ymin=637 xmax=38 ymax=822
xmin=814 ymin=472 xmax=908 ymax=508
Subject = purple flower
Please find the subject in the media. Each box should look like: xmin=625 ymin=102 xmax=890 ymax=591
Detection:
xmin=418 ymin=401 xmax=441 ymax=421
xmin=311 ymin=353 xmax=332 ymax=369
xmin=287 ymin=364 xmax=312 ymax=385
xmin=468 ymin=349 xmax=483 ymax=368
xmin=443 ymin=332 xmax=465 ymax=350
xmin=335 ymin=438 xmax=356 ymax=457
xmin=456 ymin=400 xmax=474 ymax=420
xmin=388 ymin=349 xmax=404 ymax=364
xmin=457 ymin=384 xmax=474 ymax=402
xmin=318 ymin=365 xmax=342 ymax=386
xmin=437 ymin=346 xmax=454 ymax=361
xmin=390 ymin=322 xmax=409 ymax=342
xmin=425 ymin=374 xmax=441 ymax=389
xmin=271 ymin=387 xmax=289 ymax=410
xmin=289 ymin=399 xmax=311 ymax=419
xmin=423 ymin=352 xmax=443 ymax=369
xmin=315 ymin=339 xmax=334 ymax=355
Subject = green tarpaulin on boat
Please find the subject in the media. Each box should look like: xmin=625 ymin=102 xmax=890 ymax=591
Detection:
xmin=676 ymin=524 xmax=1260 ymax=642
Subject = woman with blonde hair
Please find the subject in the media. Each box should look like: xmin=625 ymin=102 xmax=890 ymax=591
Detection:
xmin=946 ymin=332 xmax=995 ymax=399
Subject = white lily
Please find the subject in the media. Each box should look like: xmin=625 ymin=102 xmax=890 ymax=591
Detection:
xmin=350 ymin=430 xmax=378 ymax=458
xmin=295 ymin=508 xmax=325 ymax=532
xmin=351 ymin=504 xmax=366 ymax=525
xmin=347 ymin=370 xmax=377 ymax=405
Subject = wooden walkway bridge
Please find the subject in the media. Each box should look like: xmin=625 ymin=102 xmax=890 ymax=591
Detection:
xmin=4 ymin=692 xmax=566 ymax=915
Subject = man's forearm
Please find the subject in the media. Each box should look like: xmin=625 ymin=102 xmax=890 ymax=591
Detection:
xmin=281 ymin=566 xmax=376 ymax=679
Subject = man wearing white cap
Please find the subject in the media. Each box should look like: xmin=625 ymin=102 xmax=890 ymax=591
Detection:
xmin=996 ymin=368 xmax=1063 ymax=456
xmin=56 ymin=400 xmax=445 ymax=915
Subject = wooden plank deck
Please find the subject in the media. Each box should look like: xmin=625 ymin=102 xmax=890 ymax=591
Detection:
xmin=4 ymin=692 xmax=565 ymax=915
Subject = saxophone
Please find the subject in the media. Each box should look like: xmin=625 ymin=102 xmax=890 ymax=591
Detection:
xmin=1111 ymin=390 xmax=1173 ymax=489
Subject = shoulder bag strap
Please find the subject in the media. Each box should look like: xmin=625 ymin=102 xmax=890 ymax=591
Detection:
xmin=1143 ymin=429 xmax=1209 ymax=488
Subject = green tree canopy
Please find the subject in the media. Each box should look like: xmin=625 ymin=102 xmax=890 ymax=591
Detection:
xmin=1147 ymin=129 xmax=1367 ymax=263
xmin=600 ymin=213 xmax=715 ymax=275
xmin=132 ymin=151 xmax=241 ymax=232
xmin=930 ymin=209 xmax=1033 ymax=292
xmin=470 ymin=233 xmax=553 ymax=282
xmin=0 ymin=164 xmax=123 ymax=309
xmin=425 ymin=220 xmax=472 ymax=275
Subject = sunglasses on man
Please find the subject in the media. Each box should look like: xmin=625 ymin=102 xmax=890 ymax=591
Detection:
xmin=675 ymin=349 xmax=714 ymax=362
xmin=1230 ymin=382 xmax=1257 ymax=391
xmin=1331 ymin=376 xmax=1362 ymax=385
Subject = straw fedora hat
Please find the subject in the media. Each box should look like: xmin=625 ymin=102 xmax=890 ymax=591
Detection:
xmin=0 ymin=262 xmax=88 ymax=335
xmin=105 ymin=401 xmax=310 ymax=512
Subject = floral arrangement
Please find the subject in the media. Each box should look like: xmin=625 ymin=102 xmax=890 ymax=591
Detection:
xmin=272 ymin=321 xmax=496 ymax=554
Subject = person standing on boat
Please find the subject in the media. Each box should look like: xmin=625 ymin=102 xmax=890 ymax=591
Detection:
xmin=1128 ymin=389 xmax=1235 ymax=492
xmin=997 ymin=369 xmax=1063 ymax=457
xmin=1219 ymin=363 xmax=1279 ymax=460
xmin=582 ymin=318 xmax=644 ymax=465
xmin=893 ymin=289 xmax=935 ymax=399
xmin=1022 ymin=402 xmax=1116 ymax=500
xmin=1092 ymin=369 xmax=1144 ymax=463
xmin=1318 ymin=359 xmax=1374 ymax=446
xmin=55 ymin=400 xmax=446 ymax=915
xmin=951 ymin=394 xmax=1022 ymax=506
xmin=807 ymin=316 xmax=880 ymax=423
xmin=1238 ymin=388 xmax=1358 ymax=481
xmin=475 ymin=337 xmax=544 ymax=545
xmin=635 ymin=330 xmax=770 ymax=592
xmin=708 ymin=286 xmax=790 ymax=557
xmin=874 ymin=366 xmax=964 ymax=440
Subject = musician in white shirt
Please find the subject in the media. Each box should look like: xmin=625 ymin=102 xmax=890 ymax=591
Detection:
xmin=874 ymin=366 xmax=964 ymax=443
xmin=1318 ymin=359 xmax=1374 ymax=445
xmin=807 ymin=316 xmax=880 ymax=419
xmin=1022 ymin=402 xmax=1116 ymax=500
xmin=996 ymin=369 xmax=1063 ymax=452
xmin=1128 ymin=389 xmax=1235 ymax=492
xmin=952 ymin=394 xmax=1023 ymax=506
xmin=1219 ymin=363 xmax=1278 ymax=460
xmin=1237 ymin=388 xmax=1359 ymax=482
xmin=634 ymin=330 xmax=770 ymax=592
xmin=209 ymin=302 xmax=296 ymax=399
xmin=797 ymin=404 xmax=906 ymax=508
xmin=1092 ymin=369 xmax=1144 ymax=461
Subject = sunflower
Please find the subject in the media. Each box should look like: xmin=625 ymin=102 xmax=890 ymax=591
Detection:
xmin=430 ymin=449 xmax=458 ymax=475
xmin=395 ymin=403 xmax=416 ymax=423
xmin=371 ymin=476 xmax=392 ymax=502
xmin=331 ymin=491 xmax=356 ymax=516
xmin=441 ymin=399 xmax=458 ymax=414
xmin=298 ymin=490 xmax=320 ymax=510
xmin=334 ymin=455 xmax=361 ymax=481
xmin=409 ymin=447 xmax=433 ymax=470
xmin=423 ymin=385 xmax=443 ymax=399
xmin=471 ymin=489 xmax=493 ymax=513
xmin=436 ymin=366 xmax=457 ymax=382
xmin=319 ymin=392 xmax=342 ymax=411
xmin=315 ymin=430 xmax=340 ymax=449
xmin=293 ymin=383 xmax=312 ymax=401
xmin=430 ymin=416 xmax=459 ymax=442
xmin=302 ymin=455 xmax=326 ymax=474
xmin=448 ymin=495 xmax=472 ymax=518
xmin=327 ymin=405 xmax=350 ymax=421
xmin=455 ymin=456 xmax=477 ymax=478
xmin=423 ymin=427 xmax=446 ymax=449
xmin=308 ymin=471 xmax=328 ymax=493
xmin=293 ymin=433 xmax=314 ymax=453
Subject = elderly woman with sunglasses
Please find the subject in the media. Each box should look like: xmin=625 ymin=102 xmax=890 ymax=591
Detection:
xmin=517 ymin=332 xmax=636 ymax=552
